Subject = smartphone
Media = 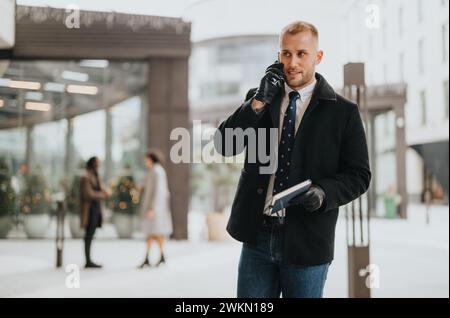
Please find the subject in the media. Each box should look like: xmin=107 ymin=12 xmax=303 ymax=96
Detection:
xmin=275 ymin=56 xmax=285 ymax=89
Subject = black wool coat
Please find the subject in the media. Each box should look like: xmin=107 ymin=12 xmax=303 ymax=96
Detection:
xmin=214 ymin=73 xmax=371 ymax=266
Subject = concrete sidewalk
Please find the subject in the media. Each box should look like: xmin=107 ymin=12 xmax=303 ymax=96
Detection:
xmin=0 ymin=204 xmax=448 ymax=298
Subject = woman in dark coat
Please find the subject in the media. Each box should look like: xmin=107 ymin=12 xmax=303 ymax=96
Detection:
xmin=79 ymin=156 xmax=109 ymax=269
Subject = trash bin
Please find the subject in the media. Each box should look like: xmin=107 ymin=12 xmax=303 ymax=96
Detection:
xmin=383 ymin=192 xmax=401 ymax=219
xmin=384 ymin=196 xmax=397 ymax=218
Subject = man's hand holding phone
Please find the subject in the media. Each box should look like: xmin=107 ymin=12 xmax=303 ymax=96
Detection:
xmin=252 ymin=61 xmax=285 ymax=111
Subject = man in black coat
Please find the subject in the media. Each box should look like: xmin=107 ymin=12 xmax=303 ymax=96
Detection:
xmin=214 ymin=21 xmax=371 ymax=298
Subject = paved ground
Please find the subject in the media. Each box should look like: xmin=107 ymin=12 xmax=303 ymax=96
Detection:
xmin=0 ymin=204 xmax=448 ymax=298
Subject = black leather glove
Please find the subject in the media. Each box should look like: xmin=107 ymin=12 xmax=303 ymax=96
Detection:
xmin=253 ymin=61 xmax=284 ymax=105
xmin=291 ymin=185 xmax=326 ymax=212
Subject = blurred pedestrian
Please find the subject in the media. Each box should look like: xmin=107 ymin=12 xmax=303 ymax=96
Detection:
xmin=138 ymin=150 xmax=173 ymax=268
xmin=79 ymin=156 xmax=109 ymax=269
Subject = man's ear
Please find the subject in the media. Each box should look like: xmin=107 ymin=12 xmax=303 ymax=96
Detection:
xmin=316 ymin=50 xmax=324 ymax=65
xmin=277 ymin=52 xmax=281 ymax=63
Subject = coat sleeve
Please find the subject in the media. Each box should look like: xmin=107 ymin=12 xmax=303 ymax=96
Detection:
xmin=80 ymin=176 xmax=105 ymax=201
xmin=142 ymin=169 xmax=158 ymax=211
xmin=99 ymin=178 xmax=107 ymax=193
xmin=214 ymin=88 xmax=266 ymax=157
xmin=148 ymin=170 xmax=158 ymax=210
xmin=315 ymin=104 xmax=372 ymax=211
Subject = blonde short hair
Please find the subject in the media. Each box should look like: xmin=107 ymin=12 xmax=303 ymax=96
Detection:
xmin=280 ymin=21 xmax=319 ymax=44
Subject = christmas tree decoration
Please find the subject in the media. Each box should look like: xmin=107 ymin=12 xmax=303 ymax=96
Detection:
xmin=19 ymin=169 xmax=50 ymax=215
xmin=0 ymin=158 xmax=16 ymax=217
xmin=108 ymin=174 xmax=140 ymax=215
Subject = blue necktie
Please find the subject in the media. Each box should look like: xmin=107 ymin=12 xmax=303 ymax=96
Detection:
xmin=273 ymin=91 xmax=299 ymax=198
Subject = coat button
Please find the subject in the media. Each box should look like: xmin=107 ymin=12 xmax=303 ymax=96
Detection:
xmin=257 ymin=188 xmax=263 ymax=194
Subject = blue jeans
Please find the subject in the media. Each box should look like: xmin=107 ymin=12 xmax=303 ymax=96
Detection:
xmin=237 ymin=221 xmax=330 ymax=298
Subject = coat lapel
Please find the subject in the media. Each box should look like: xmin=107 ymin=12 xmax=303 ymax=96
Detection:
xmin=269 ymin=90 xmax=284 ymax=128
xmin=268 ymin=73 xmax=337 ymax=136
xmin=293 ymin=73 xmax=337 ymax=139
xmin=294 ymin=96 xmax=319 ymax=140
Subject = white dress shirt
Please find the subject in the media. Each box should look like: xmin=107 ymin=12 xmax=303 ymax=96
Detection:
xmin=263 ymin=78 xmax=317 ymax=216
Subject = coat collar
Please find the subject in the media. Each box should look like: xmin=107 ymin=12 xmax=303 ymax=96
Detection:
xmin=312 ymin=72 xmax=337 ymax=102
xmin=268 ymin=72 xmax=336 ymax=128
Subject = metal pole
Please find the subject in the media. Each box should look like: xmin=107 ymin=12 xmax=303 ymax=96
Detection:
xmin=345 ymin=204 xmax=349 ymax=245
xmin=425 ymin=168 xmax=431 ymax=225
xmin=359 ymin=196 xmax=364 ymax=245
xmin=56 ymin=200 xmax=65 ymax=268
xmin=351 ymin=200 xmax=356 ymax=246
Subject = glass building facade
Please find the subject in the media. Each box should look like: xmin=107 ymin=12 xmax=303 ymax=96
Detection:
xmin=0 ymin=60 xmax=149 ymax=237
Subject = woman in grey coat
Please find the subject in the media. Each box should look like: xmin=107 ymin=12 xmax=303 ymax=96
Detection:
xmin=138 ymin=150 xmax=173 ymax=268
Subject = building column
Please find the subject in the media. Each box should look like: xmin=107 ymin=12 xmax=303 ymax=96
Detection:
xmin=64 ymin=118 xmax=75 ymax=179
xmin=104 ymin=108 xmax=113 ymax=181
xmin=139 ymin=93 xmax=149 ymax=158
xmin=25 ymin=125 xmax=34 ymax=170
xmin=147 ymin=58 xmax=190 ymax=240
xmin=395 ymin=106 xmax=407 ymax=219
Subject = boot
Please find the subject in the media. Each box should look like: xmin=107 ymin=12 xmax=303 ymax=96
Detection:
xmin=138 ymin=258 xmax=151 ymax=269
xmin=85 ymin=261 xmax=103 ymax=269
xmin=138 ymin=250 xmax=151 ymax=269
xmin=84 ymin=236 xmax=102 ymax=269
xmin=155 ymin=253 xmax=166 ymax=267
